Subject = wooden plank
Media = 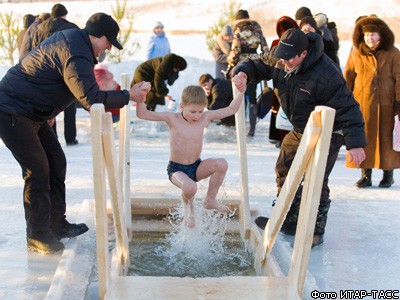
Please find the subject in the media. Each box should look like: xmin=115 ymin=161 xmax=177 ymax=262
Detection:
xmin=130 ymin=197 xmax=243 ymax=215
xmin=109 ymin=276 xmax=299 ymax=300
xmin=102 ymin=112 xmax=129 ymax=275
xmin=255 ymin=110 xmax=322 ymax=271
xmin=289 ymin=106 xmax=335 ymax=296
xmin=90 ymin=104 xmax=109 ymax=300
xmin=119 ymin=73 xmax=132 ymax=239
xmin=233 ymin=83 xmax=251 ymax=239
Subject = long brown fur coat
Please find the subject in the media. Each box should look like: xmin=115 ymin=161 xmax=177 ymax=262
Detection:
xmin=344 ymin=15 xmax=400 ymax=169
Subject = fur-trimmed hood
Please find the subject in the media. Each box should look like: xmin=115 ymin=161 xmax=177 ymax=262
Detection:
xmin=233 ymin=19 xmax=262 ymax=32
xmin=352 ymin=15 xmax=395 ymax=55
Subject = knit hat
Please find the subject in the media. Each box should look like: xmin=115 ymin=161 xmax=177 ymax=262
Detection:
xmin=299 ymin=16 xmax=318 ymax=32
xmin=51 ymin=3 xmax=68 ymax=18
xmin=295 ymin=7 xmax=312 ymax=21
xmin=314 ymin=13 xmax=328 ymax=28
xmin=221 ymin=25 xmax=233 ymax=36
xmin=85 ymin=13 xmax=123 ymax=50
xmin=154 ymin=21 xmax=164 ymax=29
xmin=171 ymin=54 xmax=187 ymax=71
xmin=235 ymin=9 xmax=250 ymax=20
xmin=274 ymin=28 xmax=309 ymax=60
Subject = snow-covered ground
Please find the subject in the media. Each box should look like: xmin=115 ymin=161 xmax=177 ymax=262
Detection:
xmin=1 ymin=1 xmax=400 ymax=299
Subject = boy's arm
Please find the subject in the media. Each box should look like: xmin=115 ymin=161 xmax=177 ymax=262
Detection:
xmin=206 ymin=72 xmax=247 ymax=121
xmin=133 ymin=82 xmax=171 ymax=122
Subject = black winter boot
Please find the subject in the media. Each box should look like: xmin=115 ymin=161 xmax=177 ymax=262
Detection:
xmin=52 ymin=218 xmax=89 ymax=240
xmin=27 ymin=234 xmax=64 ymax=254
xmin=379 ymin=170 xmax=394 ymax=188
xmin=355 ymin=169 xmax=372 ymax=188
xmin=248 ymin=104 xmax=257 ymax=137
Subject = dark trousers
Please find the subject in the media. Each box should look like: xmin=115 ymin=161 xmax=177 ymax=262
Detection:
xmin=275 ymin=130 xmax=344 ymax=234
xmin=63 ymin=101 xmax=77 ymax=143
xmin=0 ymin=110 xmax=67 ymax=238
xmin=52 ymin=101 xmax=77 ymax=143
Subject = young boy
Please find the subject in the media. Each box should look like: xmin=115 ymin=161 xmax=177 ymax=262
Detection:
xmin=136 ymin=72 xmax=247 ymax=228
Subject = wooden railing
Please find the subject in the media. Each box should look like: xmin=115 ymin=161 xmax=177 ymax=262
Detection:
xmin=90 ymin=74 xmax=335 ymax=299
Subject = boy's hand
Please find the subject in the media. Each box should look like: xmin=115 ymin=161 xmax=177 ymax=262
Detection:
xmin=232 ymin=72 xmax=247 ymax=93
xmin=130 ymin=81 xmax=151 ymax=103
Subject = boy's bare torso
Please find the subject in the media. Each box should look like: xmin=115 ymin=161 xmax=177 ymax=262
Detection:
xmin=167 ymin=113 xmax=210 ymax=165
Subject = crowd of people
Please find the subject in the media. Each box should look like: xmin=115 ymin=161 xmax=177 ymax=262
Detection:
xmin=0 ymin=4 xmax=399 ymax=254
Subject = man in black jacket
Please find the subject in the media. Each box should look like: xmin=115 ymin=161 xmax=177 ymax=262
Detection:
xmin=32 ymin=3 xmax=81 ymax=146
xmin=0 ymin=13 xmax=149 ymax=254
xmin=199 ymin=73 xmax=235 ymax=127
xmin=234 ymin=29 xmax=366 ymax=247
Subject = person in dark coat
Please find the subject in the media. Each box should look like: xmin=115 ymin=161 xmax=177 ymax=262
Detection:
xmin=0 ymin=13 xmax=149 ymax=254
xmin=227 ymin=9 xmax=269 ymax=137
xmin=268 ymin=16 xmax=298 ymax=147
xmin=299 ymin=16 xmax=339 ymax=65
xmin=131 ymin=53 xmax=187 ymax=111
xmin=234 ymin=29 xmax=366 ymax=247
xmin=212 ymin=25 xmax=233 ymax=79
xmin=31 ymin=3 xmax=81 ymax=146
xmin=198 ymin=73 xmax=235 ymax=127
xmin=17 ymin=14 xmax=35 ymax=53
xmin=19 ymin=12 xmax=51 ymax=59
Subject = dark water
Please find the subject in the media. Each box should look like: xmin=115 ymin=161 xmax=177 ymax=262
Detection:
xmin=128 ymin=231 xmax=256 ymax=278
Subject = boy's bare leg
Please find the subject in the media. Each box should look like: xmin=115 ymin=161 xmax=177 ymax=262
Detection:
xmin=171 ymin=172 xmax=197 ymax=228
xmin=197 ymin=158 xmax=231 ymax=213
xmin=182 ymin=194 xmax=195 ymax=228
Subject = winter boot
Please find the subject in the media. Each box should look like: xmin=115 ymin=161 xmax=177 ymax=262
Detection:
xmin=355 ymin=168 xmax=372 ymax=188
xmin=255 ymin=216 xmax=269 ymax=230
xmin=248 ymin=104 xmax=257 ymax=137
xmin=312 ymin=234 xmax=324 ymax=248
xmin=52 ymin=218 xmax=89 ymax=240
xmin=281 ymin=193 xmax=302 ymax=236
xmin=27 ymin=234 xmax=64 ymax=254
xmin=379 ymin=170 xmax=394 ymax=188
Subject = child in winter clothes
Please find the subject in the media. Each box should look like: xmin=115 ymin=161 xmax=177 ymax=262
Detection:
xmin=146 ymin=21 xmax=171 ymax=60
xmin=94 ymin=64 xmax=121 ymax=123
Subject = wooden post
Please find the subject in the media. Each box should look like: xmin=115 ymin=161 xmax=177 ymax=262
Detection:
xmin=102 ymin=112 xmax=130 ymax=275
xmin=119 ymin=73 xmax=132 ymax=239
xmin=288 ymin=106 xmax=335 ymax=296
xmin=90 ymin=104 xmax=109 ymax=300
xmin=255 ymin=110 xmax=322 ymax=272
xmin=232 ymin=82 xmax=251 ymax=239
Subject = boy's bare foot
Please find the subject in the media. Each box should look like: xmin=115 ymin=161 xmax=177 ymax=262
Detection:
xmin=183 ymin=214 xmax=195 ymax=228
xmin=204 ymin=200 xmax=231 ymax=213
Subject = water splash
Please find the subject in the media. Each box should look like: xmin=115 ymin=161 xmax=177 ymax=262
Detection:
xmin=129 ymin=201 xmax=255 ymax=277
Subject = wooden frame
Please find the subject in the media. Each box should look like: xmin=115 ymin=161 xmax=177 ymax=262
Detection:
xmin=90 ymin=74 xmax=336 ymax=299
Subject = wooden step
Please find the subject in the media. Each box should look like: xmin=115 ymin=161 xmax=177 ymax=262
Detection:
xmin=130 ymin=195 xmax=259 ymax=216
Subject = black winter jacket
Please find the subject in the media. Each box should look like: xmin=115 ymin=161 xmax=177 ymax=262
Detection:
xmin=235 ymin=31 xmax=366 ymax=150
xmin=31 ymin=17 xmax=79 ymax=49
xmin=0 ymin=29 xmax=129 ymax=122
xmin=208 ymin=78 xmax=233 ymax=110
xmin=132 ymin=53 xmax=181 ymax=106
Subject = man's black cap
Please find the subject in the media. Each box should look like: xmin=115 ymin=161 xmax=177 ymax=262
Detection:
xmin=84 ymin=13 xmax=123 ymax=50
xmin=274 ymin=28 xmax=308 ymax=60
